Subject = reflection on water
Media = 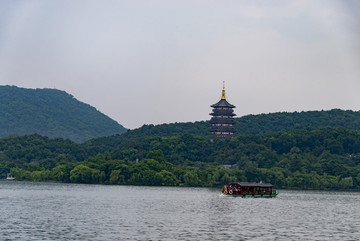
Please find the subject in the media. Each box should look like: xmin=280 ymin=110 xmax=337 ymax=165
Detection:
xmin=0 ymin=181 xmax=359 ymax=240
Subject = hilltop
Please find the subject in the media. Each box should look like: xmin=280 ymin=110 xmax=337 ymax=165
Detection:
xmin=0 ymin=85 xmax=127 ymax=142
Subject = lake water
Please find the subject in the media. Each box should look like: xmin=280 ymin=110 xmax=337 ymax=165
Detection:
xmin=0 ymin=181 xmax=359 ymax=241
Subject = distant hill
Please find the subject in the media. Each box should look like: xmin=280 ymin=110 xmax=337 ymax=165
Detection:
xmin=236 ymin=109 xmax=360 ymax=135
xmin=85 ymin=109 xmax=360 ymax=151
xmin=0 ymin=85 xmax=127 ymax=142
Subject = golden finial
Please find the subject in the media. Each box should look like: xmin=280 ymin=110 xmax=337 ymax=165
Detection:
xmin=221 ymin=81 xmax=226 ymax=100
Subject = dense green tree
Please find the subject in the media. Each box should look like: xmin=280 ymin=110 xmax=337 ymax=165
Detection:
xmin=109 ymin=170 xmax=124 ymax=184
xmin=338 ymin=177 xmax=353 ymax=189
xmin=158 ymin=170 xmax=177 ymax=186
xmin=70 ymin=165 xmax=103 ymax=184
xmin=183 ymin=168 xmax=201 ymax=186
xmin=51 ymin=165 xmax=69 ymax=182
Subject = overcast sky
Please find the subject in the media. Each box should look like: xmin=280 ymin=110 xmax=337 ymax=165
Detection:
xmin=1 ymin=0 xmax=359 ymax=129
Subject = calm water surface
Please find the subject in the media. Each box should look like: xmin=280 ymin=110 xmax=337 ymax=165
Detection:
xmin=0 ymin=181 xmax=359 ymax=240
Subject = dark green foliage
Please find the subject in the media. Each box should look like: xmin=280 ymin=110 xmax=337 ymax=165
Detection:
xmin=85 ymin=109 xmax=360 ymax=153
xmin=1 ymin=127 xmax=360 ymax=190
xmin=0 ymin=134 xmax=89 ymax=168
xmin=0 ymin=85 xmax=127 ymax=143
xmin=84 ymin=121 xmax=210 ymax=152
xmin=236 ymin=109 xmax=360 ymax=134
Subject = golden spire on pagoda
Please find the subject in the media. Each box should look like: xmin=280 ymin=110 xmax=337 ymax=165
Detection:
xmin=221 ymin=81 xmax=226 ymax=100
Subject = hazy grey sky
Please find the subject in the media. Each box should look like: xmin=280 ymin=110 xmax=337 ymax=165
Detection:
xmin=1 ymin=0 xmax=359 ymax=129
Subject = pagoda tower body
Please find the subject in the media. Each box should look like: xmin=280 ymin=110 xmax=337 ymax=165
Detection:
xmin=210 ymin=83 xmax=236 ymax=139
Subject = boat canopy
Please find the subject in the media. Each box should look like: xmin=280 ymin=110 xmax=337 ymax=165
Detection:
xmin=225 ymin=182 xmax=273 ymax=188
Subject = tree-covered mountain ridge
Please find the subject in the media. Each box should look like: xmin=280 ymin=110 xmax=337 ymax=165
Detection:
xmin=0 ymin=85 xmax=127 ymax=143
xmin=87 ymin=108 xmax=360 ymax=151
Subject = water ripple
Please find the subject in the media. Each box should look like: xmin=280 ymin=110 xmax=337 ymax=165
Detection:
xmin=0 ymin=182 xmax=359 ymax=240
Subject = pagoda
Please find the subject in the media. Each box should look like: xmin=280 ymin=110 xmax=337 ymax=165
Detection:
xmin=210 ymin=82 xmax=236 ymax=139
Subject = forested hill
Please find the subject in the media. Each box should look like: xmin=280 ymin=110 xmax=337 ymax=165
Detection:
xmin=0 ymin=85 xmax=127 ymax=143
xmin=1 ymin=127 xmax=359 ymax=190
xmin=86 ymin=109 xmax=360 ymax=151
xmin=237 ymin=109 xmax=360 ymax=135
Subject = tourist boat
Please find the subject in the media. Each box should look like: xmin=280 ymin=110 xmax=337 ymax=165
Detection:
xmin=6 ymin=173 xmax=15 ymax=180
xmin=222 ymin=182 xmax=277 ymax=197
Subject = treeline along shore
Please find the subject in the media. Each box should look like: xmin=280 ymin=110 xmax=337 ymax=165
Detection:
xmin=1 ymin=126 xmax=360 ymax=190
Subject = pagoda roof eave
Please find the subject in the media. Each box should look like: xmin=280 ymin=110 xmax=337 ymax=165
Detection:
xmin=211 ymin=99 xmax=235 ymax=108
